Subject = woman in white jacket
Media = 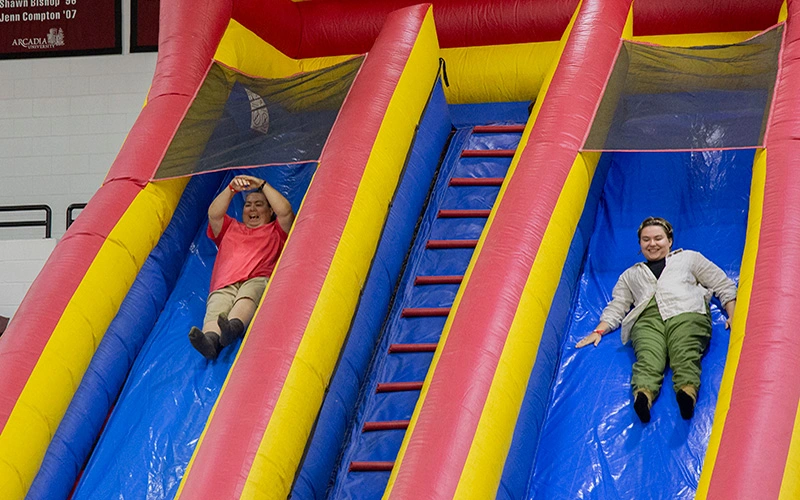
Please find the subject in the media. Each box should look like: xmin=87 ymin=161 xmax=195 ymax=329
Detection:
xmin=576 ymin=217 xmax=736 ymax=423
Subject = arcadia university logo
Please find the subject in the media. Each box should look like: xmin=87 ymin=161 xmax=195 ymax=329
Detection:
xmin=12 ymin=27 xmax=64 ymax=49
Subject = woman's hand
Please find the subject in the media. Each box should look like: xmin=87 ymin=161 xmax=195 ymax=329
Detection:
xmin=229 ymin=175 xmax=262 ymax=192
xmin=576 ymin=330 xmax=603 ymax=348
xmin=723 ymin=299 xmax=736 ymax=330
xmin=576 ymin=322 xmax=609 ymax=348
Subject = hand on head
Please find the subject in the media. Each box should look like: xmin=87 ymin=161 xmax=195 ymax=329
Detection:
xmin=229 ymin=175 xmax=264 ymax=192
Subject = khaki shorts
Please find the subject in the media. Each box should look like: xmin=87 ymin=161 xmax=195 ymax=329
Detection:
xmin=204 ymin=277 xmax=268 ymax=326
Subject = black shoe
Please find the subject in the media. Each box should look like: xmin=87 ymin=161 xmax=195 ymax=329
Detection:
xmin=634 ymin=392 xmax=651 ymax=423
xmin=189 ymin=327 xmax=221 ymax=360
xmin=676 ymin=389 xmax=695 ymax=420
xmin=218 ymin=313 xmax=245 ymax=347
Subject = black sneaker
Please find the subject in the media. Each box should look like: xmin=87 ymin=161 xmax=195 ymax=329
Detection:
xmin=634 ymin=392 xmax=651 ymax=423
xmin=676 ymin=389 xmax=695 ymax=420
xmin=189 ymin=327 xmax=221 ymax=360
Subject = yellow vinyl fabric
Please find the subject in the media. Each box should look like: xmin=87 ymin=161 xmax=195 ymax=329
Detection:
xmin=440 ymin=41 xmax=560 ymax=104
xmin=215 ymin=18 xmax=560 ymax=106
xmin=631 ymin=32 xmax=760 ymax=46
xmin=214 ymin=19 xmax=355 ymax=78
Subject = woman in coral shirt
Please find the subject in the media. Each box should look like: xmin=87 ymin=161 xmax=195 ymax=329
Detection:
xmin=189 ymin=174 xmax=294 ymax=360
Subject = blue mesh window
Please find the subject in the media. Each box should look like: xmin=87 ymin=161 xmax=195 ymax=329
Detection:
xmin=154 ymin=56 xmax=363 ymax=179
xmin=583 ymin=26 xmax=781 ymax=151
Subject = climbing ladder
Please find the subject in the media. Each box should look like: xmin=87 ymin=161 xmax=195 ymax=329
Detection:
xmin=331 ymin=123 xmax=526 ymax=499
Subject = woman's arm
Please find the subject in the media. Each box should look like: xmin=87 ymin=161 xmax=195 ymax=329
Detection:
xmin=691 ymin=252 xmax=737 ymax=329
xmin=260 ymin=180 xmax=294 ymax=233
xmin=723 ymin=299 xmax=736 ymax=330
xmin=691 ymin=252 xmax=738 ymax=329
xmin=692 ymin=251 xmax=737 ymax=305
xmin=576 ymin=273 xmax=634 ymax=348
xmin=208 ymin=180 xmax=240 ymax=238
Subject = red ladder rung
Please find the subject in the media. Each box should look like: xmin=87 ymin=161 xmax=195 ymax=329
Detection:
xmin=389 ymin=343 xmax=438 ymax=353
xmin=349 ymin=461 xmax=395 ymax=472
xmin=449 ymin=177 xmax=504 ymax=186
xmin=414 ymin=275 xmax=463 ymax=285
xmin=437 ymin=209 xmax=490 ymax=218
xmin=461 ymin=149 xmax=515 ymax=158
xmin=426 ymin=239 xmax=477 ymax=249
xmin=376 ymin=381 xmax=424 ymax=393
xmin=401 ymin=307 xmax=450 ymax=317
xmin=472 ymin=125 xmax=525 ymax=133
xmin=363 ymin=420 xmax=410 ymax=432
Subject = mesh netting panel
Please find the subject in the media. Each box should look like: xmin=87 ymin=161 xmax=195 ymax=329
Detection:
xmin=583 ymin=26 xmax=781 ymax=151
xmin=154 ymin=57 xmax=364 ymax=179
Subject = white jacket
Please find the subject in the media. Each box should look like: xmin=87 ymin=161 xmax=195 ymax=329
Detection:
xmin=599 ymin=249 xmax=737 ymax=344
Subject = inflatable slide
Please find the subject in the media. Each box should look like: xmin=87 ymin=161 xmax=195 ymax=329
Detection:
xmin=1 ymin=1 xmax=799 ymax=499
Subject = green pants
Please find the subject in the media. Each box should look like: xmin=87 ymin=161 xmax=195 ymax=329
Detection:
xmin=630 ymin=297 xmax=712 ymax=399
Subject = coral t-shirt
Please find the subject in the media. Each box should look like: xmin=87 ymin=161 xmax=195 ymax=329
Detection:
xmin=207 ymin=215 xmax=288 ymax=292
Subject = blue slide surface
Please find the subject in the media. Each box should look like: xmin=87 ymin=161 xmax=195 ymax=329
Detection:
xmin=525 ymin=150 xmax=753 ymax=499
xmin=70 ymin=165 xmax=314 ymax=499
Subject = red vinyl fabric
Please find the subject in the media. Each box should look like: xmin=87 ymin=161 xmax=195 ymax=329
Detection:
xmin=104 ymin=96 xmax=197 ymax=183
xmin=387 ymin=0 xmax=632 ymax=497
xmin=232 ymin=0 xmax=577 ymax=58
xmin=175 ymin=6 xmax=431 ymax=498
xmin=706 ymin=5 xmax=800 ymax=499
xmin=230 ymin=0 xmax=302 ymax=59
xmin=111 ymin=0 xmax=232 ymax=183
xmin=147 ymin=0 xmax=233 ymax=103
xmin=633 ymin=0 xmax=783 ymax=36
xmin=0 ymin=0 xmax=232 ymax=432
xmin=0 ymin=0 xmax=231 ymax=442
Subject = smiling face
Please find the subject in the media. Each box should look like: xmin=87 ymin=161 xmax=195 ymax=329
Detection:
xmin=242 ymin=192 xmax=273 ymax=228
xmin=639 ymin=225 xmax=672 ymax=262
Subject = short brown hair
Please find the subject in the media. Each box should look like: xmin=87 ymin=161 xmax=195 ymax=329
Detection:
xmin=637 ymin=216 xmax=673 ymax=241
